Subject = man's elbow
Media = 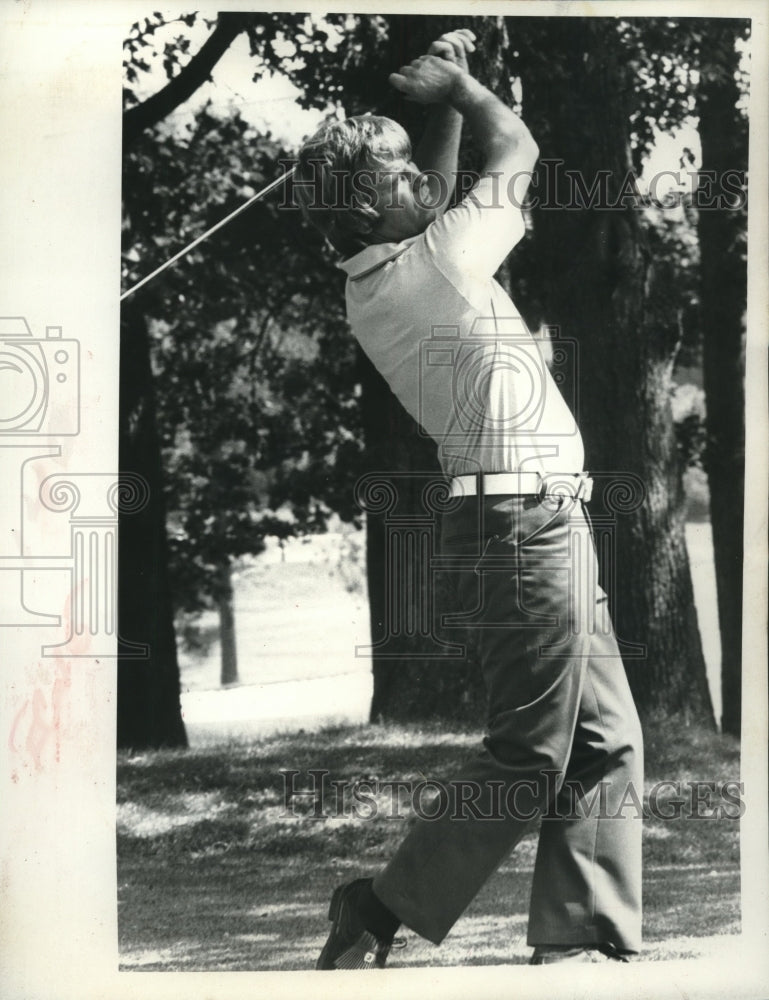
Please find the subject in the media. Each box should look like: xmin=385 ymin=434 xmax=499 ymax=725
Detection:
xmin=485 ymin=130 xmax=539 ymax=178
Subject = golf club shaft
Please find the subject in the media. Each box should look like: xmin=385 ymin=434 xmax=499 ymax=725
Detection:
xmin=120 ymin=166 xmax=297 ymax=302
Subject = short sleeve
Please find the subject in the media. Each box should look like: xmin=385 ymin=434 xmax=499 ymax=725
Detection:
xmin=423 ymin=174 xmax=527 ymax=287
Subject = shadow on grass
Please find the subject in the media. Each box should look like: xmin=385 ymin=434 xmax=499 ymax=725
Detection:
xmin=117 ymin=714 xmax=740 ymax=971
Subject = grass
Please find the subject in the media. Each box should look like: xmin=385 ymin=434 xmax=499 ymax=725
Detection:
xmin=177 ymin=540 xmax=369 ymax=693
xmin=117 ymin=713 xmax=741 ymax=971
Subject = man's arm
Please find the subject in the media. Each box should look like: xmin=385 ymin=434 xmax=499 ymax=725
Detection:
xmin=413 ymin=105 xmax=462 ymax=207
xmin=447 ymin=72 xmax=539 ymax=207
xmin=390 ymin=50 xmax=538 ymax=279
xmin=391 ymin=50 xmax=539 ymax=207
xmin=412 ymin=30 xmax=476 ymax=209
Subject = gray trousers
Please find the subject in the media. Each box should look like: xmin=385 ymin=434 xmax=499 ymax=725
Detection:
xmin=373 ymin=493 xmax=643 ymax=950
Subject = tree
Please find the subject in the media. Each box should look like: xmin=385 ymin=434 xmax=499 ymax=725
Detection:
xmin=505 ymin=17 xmax=713 ymax=722
xmin=120 ymin=12 xmax=249 ymax=747
xmin=695 ymin=21 xmax=748 ymax=736
xmin=118 ymin=297 xmax=188 ymax=748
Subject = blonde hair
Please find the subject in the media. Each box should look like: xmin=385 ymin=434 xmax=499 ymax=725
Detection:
xmin=294 ymin=115 xmax=411 ymax=256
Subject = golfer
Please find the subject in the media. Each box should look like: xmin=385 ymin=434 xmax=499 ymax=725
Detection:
xmin=294 ymin=28 xmax=643 ymax=969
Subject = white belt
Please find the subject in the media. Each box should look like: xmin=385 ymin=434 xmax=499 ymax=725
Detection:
xmin=449 ymin=472 xmax=593 ymax=502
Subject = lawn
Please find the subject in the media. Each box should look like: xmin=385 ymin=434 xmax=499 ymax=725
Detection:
xmin=117 ymin=713 xmax=741 ymax=971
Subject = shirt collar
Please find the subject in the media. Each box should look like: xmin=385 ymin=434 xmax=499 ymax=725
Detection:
xmin=337 ymin=235 xmax=420 ymax=280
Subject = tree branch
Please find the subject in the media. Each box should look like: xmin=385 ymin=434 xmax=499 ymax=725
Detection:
xmin=123 ymin=13 xmax=251 ymax=147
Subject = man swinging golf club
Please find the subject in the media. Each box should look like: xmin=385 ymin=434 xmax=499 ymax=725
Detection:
xmin=294 ymin=28 xmax=643 ymax=969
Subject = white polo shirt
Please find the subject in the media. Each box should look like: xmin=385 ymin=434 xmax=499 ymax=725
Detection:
xmin=337 ymin=175 xmax=584 ymax=479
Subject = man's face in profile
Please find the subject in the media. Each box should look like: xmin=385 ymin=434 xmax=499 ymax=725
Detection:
xmin=365 ymin=158 xmax=441 ymax=244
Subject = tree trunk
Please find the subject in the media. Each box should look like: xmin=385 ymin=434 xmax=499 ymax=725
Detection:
xmin=118 ymin=300 xmax=187 ymax=749
xmin=518 ymin=18 xmax=714 ymax=724
xmin=119 ymin=15 xmax=252 ymax=748
xmin=696 ymin=22 xmax=747 ymax=736
xmin=218 ymin=559 xmax=239 ymax=686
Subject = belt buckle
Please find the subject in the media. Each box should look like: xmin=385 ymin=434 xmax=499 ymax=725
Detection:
xmin=538 ymin=474 xmax=592 ymax=503
xmin=575 ymin=475 xmax=593 ymax=502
